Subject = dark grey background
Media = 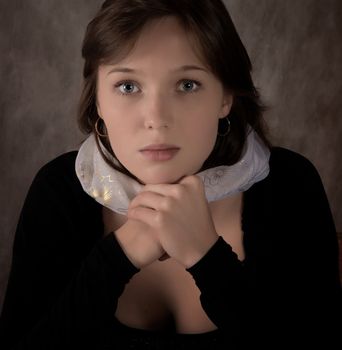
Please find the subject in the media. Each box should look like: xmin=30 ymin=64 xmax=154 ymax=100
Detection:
xmin=1 ymin=0 xmax=341 ymax=313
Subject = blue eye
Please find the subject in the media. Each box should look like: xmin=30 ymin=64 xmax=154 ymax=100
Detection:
xmin=114 ymin=79 xmax=201 ymax=96
xmin=115 ymin=81 xmax=139 ymax=95
xmin=179 ymin=80 xmax=201 ymax=93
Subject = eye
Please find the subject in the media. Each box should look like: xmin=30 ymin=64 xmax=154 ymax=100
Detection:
xmin=178 ymin=80 xmax=201 ymax=93
xmin=114 ymin=81 xmax=140 ymax=95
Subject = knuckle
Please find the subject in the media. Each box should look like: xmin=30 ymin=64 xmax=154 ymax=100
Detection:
xmin=192 ymin=175 xmax=202 ymax=185
xmin=129 ymin=197 xmax=137 ymax=207
xmin=154 ymin=211 xmax=166 ymax=226
xmin=128 ymin=207 xmax=137 ymax=218
xmin=171 ymin=186 xmax=183 ymax=199
xmin=192 ymin=175 xmax=203 ymax=190
xmin=161 ymin=197 xmax=172 ymax=211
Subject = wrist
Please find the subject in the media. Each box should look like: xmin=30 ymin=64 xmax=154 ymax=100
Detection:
xmin=114 ymin=226 xmax=142 ymax=269
xmin=183 ymin=234 xmax=220 ymax=269
xmin=114 ymin=220 xmax=164 ymax=269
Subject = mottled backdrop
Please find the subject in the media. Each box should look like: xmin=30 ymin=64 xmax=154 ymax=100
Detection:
xmin=0 ymin=0 xmax=341 ymax=313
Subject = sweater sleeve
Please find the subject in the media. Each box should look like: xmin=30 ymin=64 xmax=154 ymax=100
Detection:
xmin=186 ymin=237 xmax=250 ymax=343
xmin=186 ymin=148 xmax=342 ymax=347
xmin=0 ymin=159 xmax=139 ymax=349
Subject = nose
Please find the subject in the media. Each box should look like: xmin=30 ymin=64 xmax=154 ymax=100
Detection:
xmin=143 ymin=92 xmax=172 ymax=130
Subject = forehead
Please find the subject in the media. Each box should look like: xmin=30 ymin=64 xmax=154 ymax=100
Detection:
xmin=103 ymin=16 xmax=208 ymax=71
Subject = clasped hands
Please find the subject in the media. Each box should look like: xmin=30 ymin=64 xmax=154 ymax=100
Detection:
xmin=116 ymin=175 xmax=219 ymax=269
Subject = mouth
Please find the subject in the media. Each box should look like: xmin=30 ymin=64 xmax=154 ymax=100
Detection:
xmin=139 ymin=144 xmax=180 ymax=161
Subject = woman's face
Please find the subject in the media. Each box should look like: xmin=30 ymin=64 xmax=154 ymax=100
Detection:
xmin=97 ymin=16 xmax=232 ymax=185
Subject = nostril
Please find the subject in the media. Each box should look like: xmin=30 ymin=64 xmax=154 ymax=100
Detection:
xmin=145 ymin=121 xmax=169 ymax=130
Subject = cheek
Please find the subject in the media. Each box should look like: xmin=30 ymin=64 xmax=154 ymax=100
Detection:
xmin=186 ymin=116 xmax=218 ymax=158
xmin=200 ymin=124 xmax=218 ymax=152
xmin=102 ymin=105 xmax=136 ymax=137
xmin=104 ymin=120 xmax=132 ymax=158
xmin=187 ymin=106 xmax=219 ymax=137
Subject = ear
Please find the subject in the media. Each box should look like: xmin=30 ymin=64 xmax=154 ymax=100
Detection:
xmin=219 ymin=93 xmax=233 ymax=119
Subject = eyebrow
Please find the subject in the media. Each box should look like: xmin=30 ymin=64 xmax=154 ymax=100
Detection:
xmin=106 ymin=65 xmax=208 ymax=76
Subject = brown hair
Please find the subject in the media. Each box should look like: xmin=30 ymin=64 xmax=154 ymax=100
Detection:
xmin=77 ymin=0 xmax=272 ymax=183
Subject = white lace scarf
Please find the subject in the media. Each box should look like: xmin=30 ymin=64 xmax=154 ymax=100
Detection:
xmin=75 ymin=127 xmax=270 ymax=214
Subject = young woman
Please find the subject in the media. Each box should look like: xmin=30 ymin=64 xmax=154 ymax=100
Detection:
xmin=0 ymin=0 xmax=341 ymax=348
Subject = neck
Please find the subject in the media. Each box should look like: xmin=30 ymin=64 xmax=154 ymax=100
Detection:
xmin=209 ymin=192 xmax=244 ymax=224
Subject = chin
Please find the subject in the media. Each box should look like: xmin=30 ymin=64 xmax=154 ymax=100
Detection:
xmin=138 ymin=172 xmax=185 ymax=185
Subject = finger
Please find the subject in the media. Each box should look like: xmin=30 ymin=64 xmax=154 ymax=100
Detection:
xmin=141 ymin=183 xmax=183 ymax=195
xmin=176 ymin=175 xmax=204 ymax=199
xmin=129 ymin=191 xmax=165 ymax=211
xmin=127 ymin=205 xmax=158 ymax=224
xmin=179 ymin=174 xmax=202 ymax=186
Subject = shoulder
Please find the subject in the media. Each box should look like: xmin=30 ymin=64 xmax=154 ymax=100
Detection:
xmin=24 ymin=150 xmax=87 ymax=207
xmin=35 ymin=150 xmax=78 ymax=182
xmin=32 ymin=150 xmax=80 ymax=192
xmin=19 ymin=150 xmax=102 ymax=249
xmin=248 ymin=146 xmax=328 ymax=207
xmin=269 ymin=146 xmax=319 ymax=176
xmin=268 ymin=146 xmax=323 ymax=189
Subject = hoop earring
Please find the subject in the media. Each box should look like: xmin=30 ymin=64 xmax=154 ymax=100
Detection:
xmin=217 ymin=117 xmax=231 ymax=137
xmin=95 ymin=117 xmax=108 ymax=138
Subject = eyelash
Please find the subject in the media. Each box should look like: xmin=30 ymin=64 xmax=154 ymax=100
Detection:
xmin=113 ymin=79 xmax=202 ymax=96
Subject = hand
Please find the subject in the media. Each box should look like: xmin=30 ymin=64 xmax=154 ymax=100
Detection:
xmin=127 ymin=175 xmax=219 ymax=268
xmin=114 ymin=217 xmax=166 ymax=269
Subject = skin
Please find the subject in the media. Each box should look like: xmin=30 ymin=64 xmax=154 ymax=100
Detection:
xmin=96 ymin=16 xmax=234 ymax=268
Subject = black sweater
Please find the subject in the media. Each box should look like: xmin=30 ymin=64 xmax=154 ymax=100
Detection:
xmin=0 ymin=147 xmax=341 ymax=349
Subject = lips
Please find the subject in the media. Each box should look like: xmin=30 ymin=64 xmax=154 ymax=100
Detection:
xmin=140 ymin=144 xmax=180 ymax=151
xmin=139 ymin=144 xmax=180 ymax=161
